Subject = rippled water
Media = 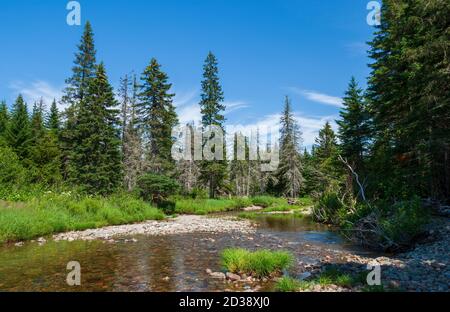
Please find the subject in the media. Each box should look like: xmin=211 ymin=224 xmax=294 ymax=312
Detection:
xmin=0 ymin=214 xmax=368 ymax=292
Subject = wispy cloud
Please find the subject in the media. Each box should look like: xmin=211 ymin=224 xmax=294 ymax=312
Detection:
xmin=174 ymin=89 xmax=201 ymax=125
xmin=227 ymin=112 xmax=337 ymax=149
xmin=174 ymin=89 xmax=248 ymax=125
xmin=224 ymin=101 xmax=249 ymax=115
xmin=9 ymin=80 xmax=63 ymax=109
xmin=289 ymin=87 xmax=343 ymax=108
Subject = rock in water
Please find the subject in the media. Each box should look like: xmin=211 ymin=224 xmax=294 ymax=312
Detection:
xmin=226 ymin=272 xmax=241 ymax=281
xmin=210 ymin=272 xmax=226 ymax=279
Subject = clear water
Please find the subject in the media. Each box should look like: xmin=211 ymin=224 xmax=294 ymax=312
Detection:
xmin=0 ymin=214 xmax=369 ymax=292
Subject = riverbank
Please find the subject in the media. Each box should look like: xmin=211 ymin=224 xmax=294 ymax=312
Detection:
xmin=0 ymin=194 xmax=310 ymax=244
xmin=283 ymin=216 xmax=450 ymax=292
xmin=0 ymin=194 xmax=165 ymax=243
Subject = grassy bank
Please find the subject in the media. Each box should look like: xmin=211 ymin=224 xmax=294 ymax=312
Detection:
xmin=174 ymin=196 xmax=313 ymax=216
xmin=221 ymin=248 xmax=293 ymax=278
xmin=275 ymin=266 xmax=385 ymax=292
xmin=0 ymin=193 xmax=311 ymax=243
xmin=0 ymin=193 xmax=164 ymax=243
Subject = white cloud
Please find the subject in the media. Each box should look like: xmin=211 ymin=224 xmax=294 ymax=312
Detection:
xmin=174 ymin=89 xmax=201 ymax=125
xmin=227 ymin=112 xmax=337 ymax=150
xmin=289 ymin=87 xmax=343 ymax=108
xmin=9 ymin=80 xmax=63 ymax=109
xmin=224 ymin=101 xmax=249 ymax=115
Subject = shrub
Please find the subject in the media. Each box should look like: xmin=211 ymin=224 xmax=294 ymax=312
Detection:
xmin=158 ymin=200 xmax=176 ymax=215
xmin=346 ymin=197 xmax=430 ymax=251
xmin=380 ymin=197 xmax=430 ymax=247
xmin=312 ymin=191 xmax=345 ymax=224
xmin=136 ymin=174 xmax=179 ymax=204
xmin=221 ymin=248 xmax=294 ymax=278
xmin=188 ymin=187 xmax=209 ymax=199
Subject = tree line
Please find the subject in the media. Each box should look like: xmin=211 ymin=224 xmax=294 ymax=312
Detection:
xmin=1 ymin=0 xmax=448 ymax=210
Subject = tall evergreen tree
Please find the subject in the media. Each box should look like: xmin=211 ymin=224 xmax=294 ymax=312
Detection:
xmin=62 ymin=21 xmax=97 ymax=106
xmin=0 ymin=101 xmax=9 ymax=139
xmin=276 ymin=96 xmax=303 ymax=198
xmin=315 ymin=122 xmax=338 ymax=162
xmin=71 ymin=63 xmax=122 ymax=194
xmin=6 ymin=95 xmax=31 ymax=160
xmin=337 ymin=77 xmax=370 ymax=171
xmin=30 ymin=98 xmax=45 ymax=140
xmin=367 ymin=0 xmax=450 ymax=200
xmin=47 ymin=99 xmax=60 ymax=133
xmin=199 ymin=52 xmax=227 ymax=198
xmin=136 ymin=58 xmax=178 ymax=174
xmin=61 ymin=21 xmax=98 ymax=180
xmin=313 ymin=122 xmax=341 ymax=191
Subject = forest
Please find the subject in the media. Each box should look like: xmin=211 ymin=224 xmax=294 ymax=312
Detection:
xmin=0 ymin=0 xmax=448 ymax=257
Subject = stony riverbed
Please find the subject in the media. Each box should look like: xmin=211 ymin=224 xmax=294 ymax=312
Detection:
xmin=52 ymin=215 xmax=256 ymax=242
xmin=1 ymin=213 xmax=449 ymax=292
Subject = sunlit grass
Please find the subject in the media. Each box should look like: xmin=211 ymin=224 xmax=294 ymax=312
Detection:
xmin=0 ymin=193 xmax=164 ymax=243
xmin=221 ymin=248 xmax=294 ymax=278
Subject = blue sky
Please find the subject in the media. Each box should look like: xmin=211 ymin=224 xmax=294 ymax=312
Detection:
xmin=0 ymin=0 xmax=376 ymax=147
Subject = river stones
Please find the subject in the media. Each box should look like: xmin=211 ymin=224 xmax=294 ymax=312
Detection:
xmin=226 ymin=272 xmax=241 ymax=281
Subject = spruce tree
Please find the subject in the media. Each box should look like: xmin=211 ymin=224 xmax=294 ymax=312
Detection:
xmin=315 ymin=122 xmax=338 ymax=162
xmin=26 ymin=98 xmax=62 ymax=185
xmin=62 ymin=21 xmax=97 ymax=106
xmin=337 ymin=77 xmax=370 ymax=171
xmin=6 ymin=95 xmax=31 ymax=160
xmin=71 ymin=63 xmax=122 ymax=194
xmin=0 ymin=101 xmax=8 ymax=138
xmin=199 ymin=52 xmax=227 ymax=198
xmin=313 ymin=122 xmax=341 ymax=191
xmin=30 ymin=98 xmax=45 ymax=140
xmin=61 ymin=21 xmax=97 ymax=181
xmin=47 ymin=99 xmax=60 ymax=133
xmin=136 ymin=58 xmax=178 ymax=174
xmin=276 ymin=96 xmax=303 ymax=198
xmin=367 ymin=0 xmax=450 ymax=199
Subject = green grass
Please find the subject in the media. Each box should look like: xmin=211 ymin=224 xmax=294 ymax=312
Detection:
xmin=174 ymin=198 xmax=250 ymax=215
xmin=275 ymin=277 xmax=311 ymax=292
xmin=275 ymin=266 xmax=369 ymax=292
xmin=238 ymin=211 xmax=305 ymax=220
xmin=220 ymin=248 xmax=294 ymax=278
xmin=0 ymin=193 xmax=165 ymax=243
xmin=250 ymin=196 xmax=286 ymax=208
xmin=173 ymin=196 xmax=312 ymax=215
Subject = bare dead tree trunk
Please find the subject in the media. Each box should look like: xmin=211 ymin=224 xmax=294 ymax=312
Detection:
xmin=338 ymin=154 xmax=367 ymax=203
